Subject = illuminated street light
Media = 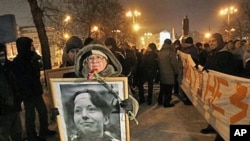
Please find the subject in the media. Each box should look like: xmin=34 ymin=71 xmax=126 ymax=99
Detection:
xmin=220 ymin=6 xmax=237 ymax=41
xmin=63 ymin=33 xmax=70 ymax=40
xmin=64 ymin=15 xmax=71 ymax=22
xmin=91 ymin=25 xmax=99 ymax=38
xmin=126 ymin=10 xmax=141 ymax=24
xmin=92 ymin=26 xmax=99 ymax=32
xmin=205 ymin=32 xmax=211 ymax=39
xmin=133 ymin=23 xmax=140 ymax=31
xmin=62 ymin=15 xmax=71 ymax=40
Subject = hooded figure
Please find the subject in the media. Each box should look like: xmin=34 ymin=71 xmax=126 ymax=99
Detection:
xmin=74 ymin=40 xmax=138 ymax=115
xmin=73 ymin=41 xmax=138 ymax=141
xmin=16 ymin=37 xmax=33 ymax=58
xmin=13 ymin=37 xmax=56 ymax=140
xmin=61 ymin=36 xmax=83 ymax=67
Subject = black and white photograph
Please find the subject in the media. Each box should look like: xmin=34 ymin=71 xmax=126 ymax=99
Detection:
xmin=50 ymin=78 xmax=130 ymax=141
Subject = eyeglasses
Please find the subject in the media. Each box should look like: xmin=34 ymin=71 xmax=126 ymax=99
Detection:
xmin=86 ymin=55 xmax=106 ymax=63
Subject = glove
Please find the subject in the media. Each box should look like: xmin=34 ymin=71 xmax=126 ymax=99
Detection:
xmin=120 ymin=99 xmax=133 ymax=112
xmin=202 ymin=67 xmax=209 ymax=73
xmin=50 ymin=108 xmax=59 ymax=122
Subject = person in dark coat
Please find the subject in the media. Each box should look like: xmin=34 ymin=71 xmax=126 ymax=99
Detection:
xmin=157 ymin=39 xmax=178 ymax=107
xmin=13 ymin=37 xmax=56 ymax=141
xmin=104 ymin=37 xmax=130 ymax=76
xmin=60 ymin=36 xmax=83 ymax=68
xmin=0 ymin=43 xmax=23 ymax=141
xmin=201 ymin=33 xmax=238 ymax=141
xmin=137 ymin=43 xmax=159 ymax=105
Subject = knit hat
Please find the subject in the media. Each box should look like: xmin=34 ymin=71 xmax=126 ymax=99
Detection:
xmin=65 ymin=36 xmax=83 ymax=53
xmin=185 ymin=37 xmax=193 ymax=44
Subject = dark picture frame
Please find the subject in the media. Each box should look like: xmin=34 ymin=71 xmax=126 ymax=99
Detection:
xmin=50 ymin=77 xmax=130 ymax=141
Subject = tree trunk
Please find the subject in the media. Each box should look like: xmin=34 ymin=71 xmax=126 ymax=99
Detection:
xmin=27 ymin=0 xmax=52 ymax=70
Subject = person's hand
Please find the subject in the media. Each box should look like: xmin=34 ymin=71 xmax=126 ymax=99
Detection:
xmin=50 ymin=108 xmax=59 ymax=122
xmin=120 ymin=99 xmax=133 ymax=112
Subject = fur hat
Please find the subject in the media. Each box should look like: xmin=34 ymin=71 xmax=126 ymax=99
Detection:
xmin=75 ymin=42 xmax=122 ymax=77
xmin=185 ymin=37 xmax=193 ymax=44
xmin=65 ymin=36 xmax=83 ymax=53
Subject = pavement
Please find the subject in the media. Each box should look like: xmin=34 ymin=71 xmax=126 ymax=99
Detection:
xmin=20 ymin=83 xmax=217 ymax=141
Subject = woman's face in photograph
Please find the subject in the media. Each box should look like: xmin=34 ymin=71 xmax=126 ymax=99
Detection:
xmin=73 ymin=93 xmax=109 ymax=135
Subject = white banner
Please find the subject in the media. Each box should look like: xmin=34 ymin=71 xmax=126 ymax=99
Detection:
xmin=178 ymin=51 xmax=250 ymax=141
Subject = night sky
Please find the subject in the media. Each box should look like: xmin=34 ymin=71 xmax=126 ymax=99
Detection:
xmin=0 ymin=0 xmax=239 ymax=35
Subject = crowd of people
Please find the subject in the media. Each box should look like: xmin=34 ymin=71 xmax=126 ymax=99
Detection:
xmin=1 ymin=32 xmax=250 ymax=141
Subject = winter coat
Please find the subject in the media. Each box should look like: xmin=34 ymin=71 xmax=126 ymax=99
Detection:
xmin=158 ymin=45 xmax=178 ymax=84
xmin=204 ymin=46 xmax=238 ymax=75
xmin=181 ymin=45 xmax=199 ymax=64
xmin=0 ymin=60 xmax=22 ymax=115
xmin=13 ymin=52 xmax=43 ymax=100
xmin=137 ymin=50 xmax=158 ymax=79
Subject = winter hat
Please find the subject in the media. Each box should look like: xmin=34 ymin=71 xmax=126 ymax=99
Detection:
xmin=185 ymin=37 xmax=193 ymax=44
xmin=82 ymin=50 xmax=108 ymax=61
xmin=16 ymin=37 xmax=33 ymax=54
xmin=65 ymin=36 xmax=83 ymax=53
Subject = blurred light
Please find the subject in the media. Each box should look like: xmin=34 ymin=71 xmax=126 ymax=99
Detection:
xmin=159 ymin=31 xmax=170 ymax=47
xmin=64 ymin=15 xmax=71 ymax=22
xmin=92 ymin=26 xmax=99 ymax=32
xmin=64 ymin=33 xmax=69 ymax=39
xmin=205 ymin=33 xmax=211 ymax=39
xmin=133 ymin=24 xmax=140 ymax=31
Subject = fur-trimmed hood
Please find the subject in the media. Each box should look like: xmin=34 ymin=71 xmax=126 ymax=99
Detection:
xmin=75 ymin=43 xmax=122 ymax=77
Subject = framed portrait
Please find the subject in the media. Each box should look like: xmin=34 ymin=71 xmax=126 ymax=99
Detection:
xmin=50 ymin=77 xmax=130 ymax=141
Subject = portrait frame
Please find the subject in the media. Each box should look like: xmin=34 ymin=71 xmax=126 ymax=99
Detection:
xmin=50 ymin=77 xmax=130 ymax=141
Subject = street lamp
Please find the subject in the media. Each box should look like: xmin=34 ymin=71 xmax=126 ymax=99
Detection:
xmin=126 ymin=10 xmax=141 ymax=24
xmin=64 ymin=15 xmax=71 ymax=22
xmin=62 ymin=15 xmax=71 ymax=39
xmin=220 ymin=6 xmax=237 ymax=41
xmin=126 ymin=10 xmax=141 ymax=46
xmin=126 ymin=10 xmax=141 ymax=31
xmin=91 ymin=25 xmax=99 ymax=38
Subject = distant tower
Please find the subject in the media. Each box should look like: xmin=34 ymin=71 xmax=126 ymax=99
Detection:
xmin=171 ymin=28 xmax=176 ymax=42
xmin=182 ymin=15 xmax=189 ymax=37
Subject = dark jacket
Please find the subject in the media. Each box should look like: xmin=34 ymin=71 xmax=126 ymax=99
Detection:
xmin=0 ymin=60 xmax=22 ymax=115
xmin=138 ymin=51 xmax=158 ymax=79
xmin=13 ymin=51 xmax=43 ymax=100
xmin=204 ymin=47 xmax=237 ymax=75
